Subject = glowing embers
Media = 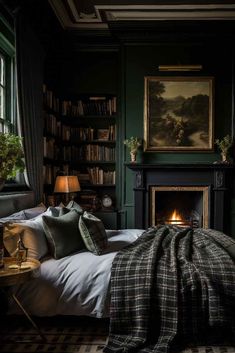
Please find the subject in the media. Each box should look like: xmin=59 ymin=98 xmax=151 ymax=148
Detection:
xmin=168 ymin=209 xmax=185 ymax=226
xmin=158 ymin=208 xmax=199 ymax=228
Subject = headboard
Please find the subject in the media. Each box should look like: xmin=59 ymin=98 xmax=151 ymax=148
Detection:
xmin=0 ymin=191 xmax=35 ymax=218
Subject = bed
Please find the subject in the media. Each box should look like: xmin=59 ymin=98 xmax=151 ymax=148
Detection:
xmin=7 ymin=228 xmax=144 ymax=317
xmin=1 ymin=201 xmax=235 ymax=352
xmin=1 ymin=202 xmax=144 ymax=317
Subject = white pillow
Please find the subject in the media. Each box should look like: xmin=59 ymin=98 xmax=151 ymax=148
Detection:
xmin=0 ymin=210 xmax=27 ymax=223
xmin=0 ymin=203 xmax=47 ymax=223
xmin=23 ymin=203 xmax=47 ymax=219
xmin=3 ymin=208 xmax=55 ymax=260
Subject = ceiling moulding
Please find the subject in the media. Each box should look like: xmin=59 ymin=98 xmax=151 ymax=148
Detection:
xmin=48 ymin=0 xmax=108 ymax=29
xmin=100 ymin=4 xmax=235 ymax=22
xmin=48 ymin=2 xmax=235 ymax=31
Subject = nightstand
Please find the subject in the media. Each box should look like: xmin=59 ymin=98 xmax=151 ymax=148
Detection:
xmin=0 ymin=257 xmax=46 ymax=342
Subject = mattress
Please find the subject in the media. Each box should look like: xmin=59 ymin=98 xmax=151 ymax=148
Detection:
xmin=8 ymin=229 xmax=144 ymax=317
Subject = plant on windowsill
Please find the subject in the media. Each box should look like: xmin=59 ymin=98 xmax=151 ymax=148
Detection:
xmin=0 ymin=133 xmax=25 ymax=191
xmin=215 ymin=134 xmax=233 ymax=164
xmin=124 ymin=136 xmax=142 ymax=163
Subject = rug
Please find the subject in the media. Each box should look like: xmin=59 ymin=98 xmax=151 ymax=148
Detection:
xmin=0 ymin=316 xmax=108 ymax=353
xmin=0 ymin=316 xmax=234 ymax=353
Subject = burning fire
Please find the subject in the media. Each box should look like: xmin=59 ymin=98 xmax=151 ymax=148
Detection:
xmin=169 ymin=209 xmax=184 ymax=225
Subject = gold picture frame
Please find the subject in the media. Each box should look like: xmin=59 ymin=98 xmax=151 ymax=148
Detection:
xmin=144 ymin=76 xmax=214 ymax=151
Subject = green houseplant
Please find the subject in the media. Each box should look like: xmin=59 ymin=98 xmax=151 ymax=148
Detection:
xmin=124 ymin=136 xmax=142 ymax=162
xmin=0 ymin=133 xmax=25 ymax=189
xmin=215 ymin=134 xmax=233 ymax=163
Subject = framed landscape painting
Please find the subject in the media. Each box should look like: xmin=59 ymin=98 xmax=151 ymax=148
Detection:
xmin=144 ymin=76 xmax=214 ymax=151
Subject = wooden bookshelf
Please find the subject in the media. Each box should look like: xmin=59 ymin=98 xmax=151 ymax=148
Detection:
xmin=42 ymin=84 xmax=117 ymax=210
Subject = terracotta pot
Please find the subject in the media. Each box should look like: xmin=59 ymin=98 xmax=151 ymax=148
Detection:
xmin=130 ymin=151 xmax=137 ymax=163
xmin=221 ymin=152 xmax=228 ymax=163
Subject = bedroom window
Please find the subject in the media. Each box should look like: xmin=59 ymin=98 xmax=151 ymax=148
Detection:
xmin=0 ymin=10 xmax=16 ymax=135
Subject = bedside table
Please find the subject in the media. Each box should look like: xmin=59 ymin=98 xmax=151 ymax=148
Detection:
xmin=0 ymin=257 xmax=46 ymax=342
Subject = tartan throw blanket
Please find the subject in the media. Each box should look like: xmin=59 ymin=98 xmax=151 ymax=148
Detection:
xmin=104 ymin=226 xmax=235 ymax=353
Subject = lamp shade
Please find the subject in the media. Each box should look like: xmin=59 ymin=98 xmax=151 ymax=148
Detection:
xmin=54 ymin=176 xmax=81 ymax=193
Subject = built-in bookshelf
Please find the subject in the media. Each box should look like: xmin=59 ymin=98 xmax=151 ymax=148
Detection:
xmin=43 ymin=84 xmax=117 ymax=209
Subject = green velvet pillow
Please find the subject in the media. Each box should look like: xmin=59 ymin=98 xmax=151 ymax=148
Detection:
xmin=42 ymin=210 xmax=85 ymax=259
xmin=78 ymin=211 xmax=107 ymax=255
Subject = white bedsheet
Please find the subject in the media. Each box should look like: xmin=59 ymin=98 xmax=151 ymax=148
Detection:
xmin=8 ymin=229 xmax=144 ymax=317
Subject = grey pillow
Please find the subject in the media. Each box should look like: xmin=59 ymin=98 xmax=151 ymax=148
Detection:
xmin=66 ymin=200 xmax=84 ymax=214
xmin=78 ymin=211 xmax=107 ymax=255
xmin=42 ymin=210 xmax=85 ymax=259
xmin=59 ymin=207 xmax=71 ymax=216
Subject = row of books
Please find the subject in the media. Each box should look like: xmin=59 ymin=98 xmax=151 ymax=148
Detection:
xmin=67 ymin=125 xmax=116 ymax=142
xmin=61 ymin=96 xmax=117 ymax=117
xmin=43 ymin=84 xmax=60 ymax=112
xmin=43 ymin=163 xmax=115 ymax=186
xmin=61 ymin=145 xmax=115 ymax=162
xmin=44 ymin=112 xmax=116 ymax=142
xmin=43 ymin=84 xmax=117 ymax=117
xmin=87 ymin=167 xmax=116 ymax=185
xmin=44 ymin=137 xmax=115 ymax=162
xmin=43 ymin=164 xmax=69 ymax=185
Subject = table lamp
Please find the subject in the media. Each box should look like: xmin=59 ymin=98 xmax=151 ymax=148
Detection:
xmin=54 ymin=175 xmax=81 ymax=204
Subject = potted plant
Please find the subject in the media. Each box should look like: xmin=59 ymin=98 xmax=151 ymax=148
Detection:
xmin=0 ymin=133 xmax=25 ymax=190
xmin=124 ymin=136 xmax=142 ymax=162
xmin=215 ymin=134 xmax=233 ymax=163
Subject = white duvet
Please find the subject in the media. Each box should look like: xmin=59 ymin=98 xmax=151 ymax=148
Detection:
xmin=9 ymin=229 xmax=144 ymax=317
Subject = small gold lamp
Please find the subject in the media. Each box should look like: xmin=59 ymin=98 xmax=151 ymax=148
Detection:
xmin=54 ymin=175 xmax=81 ymax=203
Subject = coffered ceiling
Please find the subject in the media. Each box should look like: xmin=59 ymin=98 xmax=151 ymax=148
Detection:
xmin=48 ymin=0 xmax=235 ymax=31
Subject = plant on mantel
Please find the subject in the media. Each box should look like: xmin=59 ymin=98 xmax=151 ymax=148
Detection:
xmin=124 ymin=136 xmax=142 ymax=163
xmin=0 ymin=133 xmax=25 ymax=190
xmin=215 ymin=134 xmax=233 ymax=164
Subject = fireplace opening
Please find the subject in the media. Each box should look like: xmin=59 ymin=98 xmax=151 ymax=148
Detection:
xmin=150 ymin=186 xmax=209 ymax=228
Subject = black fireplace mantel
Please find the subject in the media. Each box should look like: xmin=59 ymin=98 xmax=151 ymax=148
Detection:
xmin=126 ymin=163 xmax=235 ymax=233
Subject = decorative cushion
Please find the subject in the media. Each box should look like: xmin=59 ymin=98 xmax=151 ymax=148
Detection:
xmin=66 ymin=200 xmax=84 ymax=214
xmin=42 ymin=210 xmax=85 ymax=259
xmin=3 ymin=216 xmax=49 ymax=260
xmin=79 ymin=211 xmax=107 ymax=255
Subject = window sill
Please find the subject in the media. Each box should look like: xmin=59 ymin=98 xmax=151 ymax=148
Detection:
xmin=0 ymin=183 xmax=30 ymax=193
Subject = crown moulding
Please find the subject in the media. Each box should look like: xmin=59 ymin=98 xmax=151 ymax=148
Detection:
xmin=48 ymin=1 xmax=235 ymax=31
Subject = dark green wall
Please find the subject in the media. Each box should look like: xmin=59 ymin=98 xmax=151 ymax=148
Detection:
xmin=121 ymin=41 xmax=235 ymax=233
xmin=45 ymin=29 xmax=235 ymax=235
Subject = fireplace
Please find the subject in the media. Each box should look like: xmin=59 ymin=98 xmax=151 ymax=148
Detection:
xmin=126 ymin=163 xmax=234 ymax=233
xmin=150 ymin=186 xmax=209 ymax=228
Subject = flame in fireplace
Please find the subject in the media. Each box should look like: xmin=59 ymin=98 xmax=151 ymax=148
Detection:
xmin=169 ymin=209 xmax=183 ymax=225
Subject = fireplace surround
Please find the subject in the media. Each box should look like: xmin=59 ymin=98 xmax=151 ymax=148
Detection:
xmin=126 ymin=163 xmax=234 ymax=233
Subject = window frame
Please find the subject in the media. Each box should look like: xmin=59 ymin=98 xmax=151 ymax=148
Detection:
xmin=0 ymin=13 xmax=27 ymax=191
xmin=0 ymin=30 xmax=16 ymax=133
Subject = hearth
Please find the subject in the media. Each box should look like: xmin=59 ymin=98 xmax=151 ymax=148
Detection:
xmin=126 ymin=163 xmax=234 ymax=233
xmin=150 ymin=186 xmax=209 ymax=228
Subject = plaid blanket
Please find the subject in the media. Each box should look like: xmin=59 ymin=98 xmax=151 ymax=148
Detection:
xmin=104 ymin=226 xmax=235 ymax=353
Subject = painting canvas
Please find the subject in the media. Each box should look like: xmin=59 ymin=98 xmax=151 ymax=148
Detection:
xmin=144 ymin=76 xmax=214 ymax=151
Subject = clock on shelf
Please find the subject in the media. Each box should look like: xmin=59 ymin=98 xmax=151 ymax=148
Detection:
xmin=101 ymin=194 xmax=113 ymax=210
